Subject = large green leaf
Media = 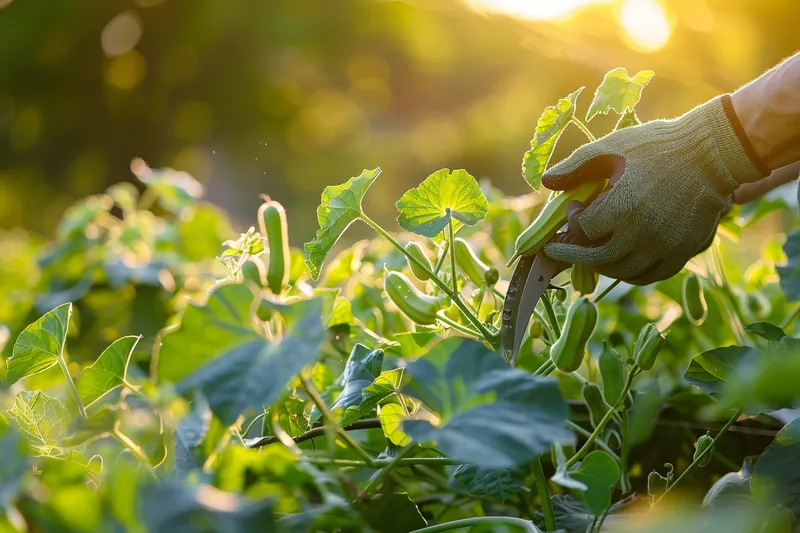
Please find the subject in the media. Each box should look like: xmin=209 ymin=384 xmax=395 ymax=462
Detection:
xmin=157 ymin=284 xmax=325 ymax=424
xmin=402 ymin=338 xmax=574 ymax=468
xmin=585 ymin=67 xmax=655 ymax=121
xmin=521 ymin=88 xmax=583 ymax=191
xmin=304 ymin=168 xmax=381 ymax=280
xmin=0 ymin=425 xmax=28 ymax=507
xmin=683 ymin=346 xmax=757 ymax=396
xmin=752 ymin=417 xmax=800 ymax=512
xmin=77 ymin=336 xmax=140 ymax=407
xmin=449 ymin=464 xmax=529 ymax=502
xmin=6 ymin=302 xmax=72 ymax=384
xmin=570 ymin=451 xmax=620 ymax=515
xmin=2 ymin=390 xmax=69 ymax=454
xmin=396 ymin=169 xmax=488 ymax=238
xmin=777 ymin=229 xmax=800 ymax=301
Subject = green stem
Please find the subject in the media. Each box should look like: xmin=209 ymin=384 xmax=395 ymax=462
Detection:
xmin=242 ymin=411 xmax=267 ymax=438
xmin=594 ymin=279 xmax=621 ymax=303
xmin=112 ymin=425 xmax=160 ymax=484
xmin=361 ymin=214 xmax=498 ymax=344
xmin=534 ymin=359 xmax=556 ymax=377
xmin=652 ymin=409 xmax=742 ymax=507
xmin=781 ymin=303 xmax=800 ymax=330
xmin=300 ymin=377 xmax=374 ymax=467
xmin=564 ymin=421 xmax=620 ymax=460
xmin=618 ymin=412 xmax=632 ymax=493
xmin=532 ymin=458 xmax=556 ymax=531
xmin=411 ymin=517 xmax=539 ymax=533
xmin=541 ymin=292 xmax=561 ymax=339
xmin=434 ymin=240 xmax=449 ymax=274
xmin=448 ymin=218 xmax=458 ymax=295
xmin=570 ymin=117 xmax=597 ymax=142
xmin=566 ymin=369 xmax=637 ymax=469
xmin=363 ymin=445 xmax=415 ymax=494
xmin=58 ymin=358 xmax=87 ymax=420
xmin=436 ymin=313 xmax=481 ymax=338
xmin=307 ymin=457 xmax=461 ymax=468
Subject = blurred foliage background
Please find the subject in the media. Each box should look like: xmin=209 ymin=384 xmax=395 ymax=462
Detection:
xmin=0 ymin=0 xmax=797 ymax=243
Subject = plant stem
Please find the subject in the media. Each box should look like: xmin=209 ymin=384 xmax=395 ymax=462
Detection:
xmin=246 ymin=418 xmax=383 ymax=448
xmin=566 ymin=369 xmax=637 ymax=469
xmin=307 ymin=457 xmax=461 ymax=468
xmin=299 ymin=377 xmax=374 ymax=467
xmin=242 ymin=411 xmax=267 ymax=439
xmin=434 ymin=240 xmax=449 ymax=274
xmin=652 ymin=409 xmax=742 ymax=507
xmin=436 ymin=313 xmax=481 ymax=338
xmin=594 ymin=279 xmax=621 ymax=303
xmin=534 ymin=359 xmax=556 ymax=377
xmin=532 ymin=458 xmax=556 ymax=531
xmin=411 ymin=517 xmax=540 ymax=533
xmin=361 ymin=214 xmax=498 ymax=344
xmin=781 ymin=303 xmax=800 ymax=330
xmin=112 ymin=425 xmax=160 ymax=484
xmin=363 ymin=445 xmax=415 ymax=494
xmin=448 ymin=218 xmax=458 ymax=295
xmin=570 ymin=117 xmax=597 ymax=142
xmin=618 ymin=412 xmax=632 ymax=493
xmin=541 ymin=292 xmax=561 ymax=339
xmin=57 ymin=358 xmax=87 ymax=420
xmin=564 ymin=421 xmax=619 ymax=460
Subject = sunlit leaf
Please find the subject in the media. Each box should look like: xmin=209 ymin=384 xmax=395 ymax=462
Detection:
xmin=683 ymin=345 xmax=757 ymax=396
xmin=614 ymin=109 xmax=640 ymax=130
xmin=450 ymin=463 xmax=529 ymax=502
xmin=396 ymin=169 xmax=488 ymax=237
xmin=521 ymin=88 xmax=583 ymax=191
xmin=752 ymin=417 xmax=800 ymax=513
xmin=340 ymin=368 xmax=404 ymax=427
xmin=6 ymin=302 xmax=72 ymax=384
xmin=57 ymin=194 xmax=114 ymax=241
xmin=157 ymin=284 xmax=325 ymax=424
xmin=304 ymin=168 xmax=381 ymax=280
xmin=275 ymin=397 xmax=308 ymax=438
xmin=586 ymin=67 xmax=654 ymax=121
xmin=77 ymin=336 xmax=140 ymax=407
xmin=2 ymin=391 xmax=69 ymax=454
xmin=402 ymin=338 xmax=574 ymax=468
xmin=379 ymin=404 xmax=411 ymax=446
xmin=135 ymin=163 xmax=204 ymax=215
xmin=570 ymin=451 xmax=620 ymax=515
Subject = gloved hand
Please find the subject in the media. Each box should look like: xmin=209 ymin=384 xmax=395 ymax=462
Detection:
xmin=542 ymin=95 xmax=770 ymax=285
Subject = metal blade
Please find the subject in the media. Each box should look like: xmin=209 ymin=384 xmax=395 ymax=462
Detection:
xmin=502 ymin=252 xmax=567 ymax=365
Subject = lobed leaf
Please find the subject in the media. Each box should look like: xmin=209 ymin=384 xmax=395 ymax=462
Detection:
xmin=569 ymin=451 xmax=620 ymax=515
xmin=521 ymin=88 xmax=583 ymax=191
xmin=585 ymin=67 xmax=654 ymax=121
xmin=304 ymin=168 xmax=381 ymax=280
xmin=2 ymin=390 xmax=70 ymax=454
xmin=751 ymin=417 xmax=800 ymax=513
xmin=396 ymin=168 xmax=488 ymax=237
xmin=340 ymin=368 xmax=404 ymax=427
xmin=379 ymin=403 xmax=411 ymax=446
xmin=77 ymin=335 xmax=140 ymax=407
xmin=450 ymin=464 xmax=529 ymax=502
xmin=6 ymin=302 xmax=72 ymax=385
xmin=683 ymin=345 xmax=757 ymax=396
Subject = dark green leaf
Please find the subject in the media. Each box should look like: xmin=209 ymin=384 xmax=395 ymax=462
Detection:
xmin=158 ymin=284 xmax=325 ymax=424
xmin=0 ymin=425 xmax=28 ymax=507
xmin=396 ymin=168 xmax=489 ymax=237
xmin=77 ymin=335 xmax=140 ymax=407
xmin=304 ymin=168 xmax=381 ymax=280
xmin=360 ymin=492 xmax=426 ymax=533
xmin=703 ymin=458 xmax=753 ymax=509
xmin=402 ymin=338 xmax=574 ymax=468
xmin=330 ymin=345 xmax=384 ymax=412
xmin=2 ymin=390 xmax=69 ymax=454
xmin=586 ymin=67 xmax=654 ymax=121
xmin=778 ymin=229 xmax=800 ymax=302
xmin=450 ymin=464 xmax=529 ymax=502
xmin=752 ymin=417 xmax=800 ymax=512
xmin=521 ymin=88 xmax=583 ymax=191
xmin=744 ymin=322 xmax=785 ymax=342
xmin=683 ymin=345 xmax=757 ymax=396
xmin=6 ymin=302 xmax=72 ymax=384
xmin=570 ymin=451 xmax=620 ymax=515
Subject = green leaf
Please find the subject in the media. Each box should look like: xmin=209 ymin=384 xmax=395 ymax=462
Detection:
xmin=330 ymin=345 xmax=384 ymax=412
xmin=174 ymin=393 xmax=212 ymax=477
xmin=534 ymin=494 xmax=634 ymax=533
xmin=396 ymin=169 xmax=489 ymax=237
xmin=2 ymin=390 xmax=69 ymax=454
xmin=157 ymin=284 xmax=326 ymax=424
xmin=521 ymin=88 xmax=583 ymax=191
xmin=570 ymin=451 xmax=620 ymax=515
xmin=703 ymin=459 xmax=753 ymax=509
xmin=340 ymin=368 xmax=404 ymax=427
xmin=379 ymin=403 xmax=411 ymax=446
xmin=683 ymin=346 xmax=757 ymax=396
xmin=360 ymin=492 xmax=426 ymax=533
xmin=614 ymin=109 xmax=641 ymax=130
xmin=136 ymin=164 xmax=204 ymax=215
xmin=402 ymin=338 xmax=574 ymax=468
xmin=778 ymin=229 xmax=800 ymax=301
xmin=585 ymin=67 xmax=655 ymax=121
xmin=57 ymin=194 xmax=114 ymax=241
xmin=752 ymin=417 xmax=800 ymax=513
xmin=744 ymin=322 xmax=786 ymax=342
xmin=77 ymin=336 xmax=140 ymax=407
xmin=6 ymin=302 xmax=72 ymax=384
xmin=304 ymin=168 xmax=381 ymax=280
xmin=450 ymin=464 xmax=529 ymax=502
xmin=275 ymin=396 xmax=308 ymax=438
xmin=0 ymin=425 xmax=29 ymax=507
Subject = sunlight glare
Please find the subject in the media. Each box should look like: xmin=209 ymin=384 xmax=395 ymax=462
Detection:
xmin=619 ymin=0 xmax=671 ymax=52
xmin=466 ymin=0 xmax=611 ymax=21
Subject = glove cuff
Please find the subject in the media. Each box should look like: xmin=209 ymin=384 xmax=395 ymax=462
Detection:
xmin=691 ymin=95 xmax=771 ymax=190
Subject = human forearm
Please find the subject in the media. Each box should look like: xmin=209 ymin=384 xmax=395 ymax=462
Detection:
xmin=731 ymin=53 xmax=800 ymax=171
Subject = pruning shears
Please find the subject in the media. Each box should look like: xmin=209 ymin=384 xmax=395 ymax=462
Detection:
xmin=501 ymin=234 xmax=570 ymax=366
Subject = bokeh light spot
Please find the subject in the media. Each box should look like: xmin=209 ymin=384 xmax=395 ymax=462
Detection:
xmin=101 ymin=11 xmax=143 ymax=57
xmin=465 ymin=0 xmax=612 ymax=20
xmin=104 ymin=50 xmax=146 ymax=90
xmin=619 ymin=0 xmax=671 ymax=52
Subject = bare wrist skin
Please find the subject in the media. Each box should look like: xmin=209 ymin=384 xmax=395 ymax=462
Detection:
xmin=730 ymin=53 xmax=800 ymax=171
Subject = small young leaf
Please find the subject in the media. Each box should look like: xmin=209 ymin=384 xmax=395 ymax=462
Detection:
xmin=340 ymin=368 xmax=404 ymax=427
xmin=614 ymin=109 xmax=641 ymax=130
xmin=77 ymin=336 xmax=140 ymax=407
xmin=6 ymin=302 xmax=72 ymax=385
xmin=2 ymin=390 xmax=69 ymax=453
xmin=396 ymin=169 xmax=488 ymax=238
xmin=379 ymin=403 xmax=411 ymax=446
xmin=570 ymin=451 xmax=621 ymax=515
xmin=522 ymin=88 xmax=583 ymax=191
xmin=586 ymin=67 xmax=654 ymax=121
xmin=304 ymin=168 xmax=381 ymax=280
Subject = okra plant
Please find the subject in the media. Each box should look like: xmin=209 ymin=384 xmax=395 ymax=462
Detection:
xmin=2 ymin=68 xmax=800 ymax=533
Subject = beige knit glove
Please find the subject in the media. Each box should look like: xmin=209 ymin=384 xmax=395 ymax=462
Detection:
xmin=542 ymin=95 xmax=770 ymax=285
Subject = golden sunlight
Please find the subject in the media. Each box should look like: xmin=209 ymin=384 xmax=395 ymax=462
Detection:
xmin=619 ymin=0 xmax=671 ymax=52
xmin=465 ymin=0 xmax=611 ymax=21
